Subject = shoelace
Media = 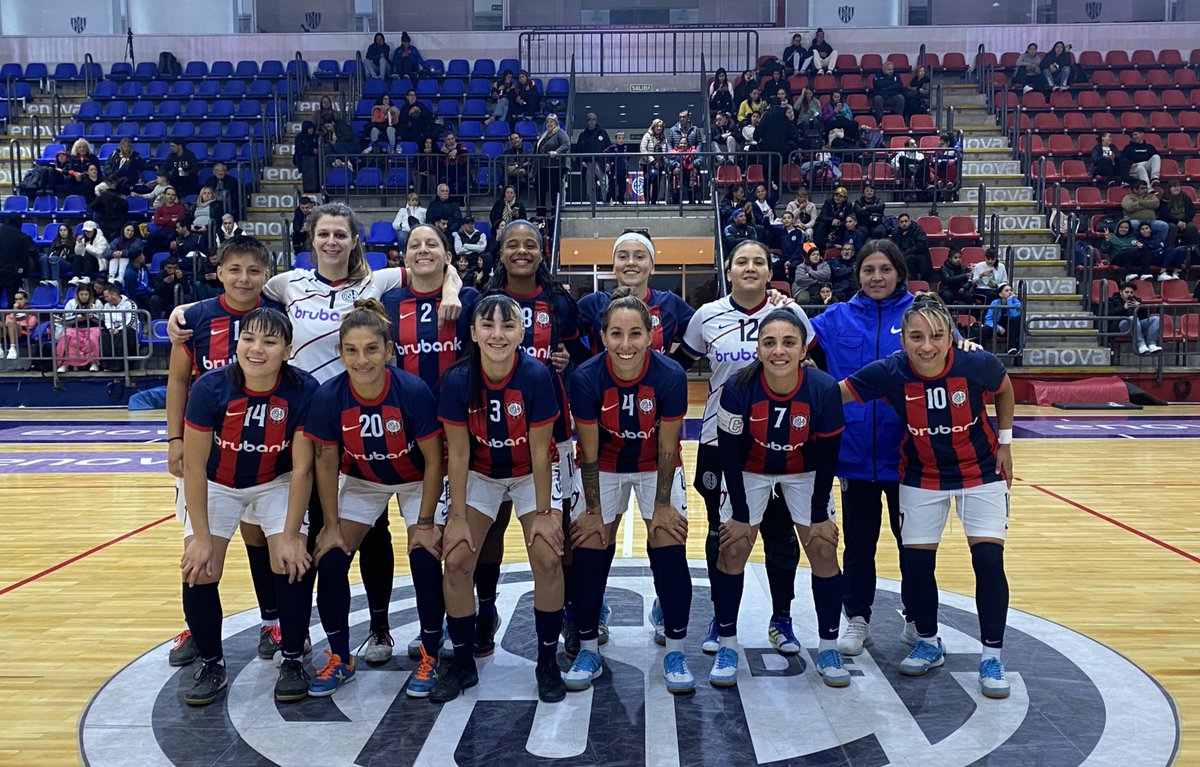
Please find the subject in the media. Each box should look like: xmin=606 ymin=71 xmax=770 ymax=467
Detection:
xmin=171 ymin=630 xmax=192 ymax=651
xmin=574 ymin=650 xmax=601 ymax=673
xmin=413 ymin=648 xmax=438 ymax=681
xmin=315 ymin=652 xmax=344 ymax=681
xmin=980 ymin=657 xmax=1005 ymax=680
xmin=818 ymin=650 xmax=845 ymax=669
xmin=193 ymin=661 xmax=222 ymax=682
xmin=664 ymin=652 xmax=690 ymax=676
xmin=772 ymin=619 xmax=799 ymax=643
xmin=910 ymin=640 xmax=941 ymax=661
xmin=371 ymin=629 xmax=394 ymax=647
xmin=280 ymin=659 xmax=309 ymax=682
xmin=715 ymin=647 xmax=738 ymax=670
xmin=262 ymin=625 xmax=282 ymax=644
xmin=844 ymin=620 xmax=869 ymax=640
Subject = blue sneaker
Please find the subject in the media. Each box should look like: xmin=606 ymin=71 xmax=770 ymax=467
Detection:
xmin=979 ymin=657 xmax=1010 ymax=699
xmin=768 ymin=616 xmax=801 ymax=655
xmin=816 ymin=649 xmax=851 ymax=688
xmin=709 ymin=646 xmax=739 ymax=687
xmin=598 ymin=600 xmax=613 ymax=646
xmin=405 ymin=646 xmax=442 ymax=699
xmin=563 ymin=649 xmax=604 ymax=691
xmin=663 ymin=650 xmax=696 ymax=694
xmin=308 ymin=652 xmax=356 ymax=697
xmin=701 ymin=618 xmax=720 ymax=654
xmin=650 ymin=599 xmax=666 ymax=646
xmin=899 ymin=638 xmax=945 ymax=676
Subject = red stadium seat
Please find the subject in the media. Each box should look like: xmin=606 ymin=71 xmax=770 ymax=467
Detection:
xmin=1049 ymin=90 xmax=1076 ymax=111
xmin=1132 ymin=281 xmax=1160 ymax=304
xmin=1158 ymin=49 xmax=1184 ymax=68
xmin=1078 ymin=51 xmax=1104 ymax=69
xmin=788 ymin=75 xmax=808 ymax=93
xmin=919 ymin=135 xmax=941 ymax=149
xmin=1076 ymin=91 xmax=1104 ymax=111
xmin=918 ymin=215 xmax=946 ymax=241
xmin=1132 ymin=91 xmax=1159 ymax=111
xmin=909 ymin=114 xmax=935 ymax=133
xmin=960 ymin=246 xmax=985 ymax=266
xmin=1090 ymin=112 xmax=1118 ymax=132
xmin=1162 ymin=279 xmax=1193 ymax=304
xmin=1046 ymin=135 xmax=1075 ymax=156
xmin=881 ymin=115 xmax=908 ymax=133
xmin=1110 ymin=133 xmax=1130 ymax=151
xmin=920 ymin=53 xmax=941 ymax=71
xmin=907 ymin=280 xmax=930 ymax=293
xmin=1007 ymin=113 xmax=1032 ymax=133
xmin=715 ymin=164 xmax=742 ymax=186
xmin=839 ymin=74 xmax=866 ymax=93
xmin=869 ymin=161 xmax=895 ymax=185
xmin=745 ymin=163 xmax=765 ymax=186
xmin=860 ymin=54 xmax=884 ymax=73
xmin=1162 ymin=90 xmax=1188 ymax=110
xmin=1077 ymin=133 xmax=1098 ymax=155
xmin=1189 ymin=89 xmax=1200 ymax=109
xmin=1019 ymin=134 xmax=1047 ymax=157
xmin=1034 ymin=113 xmax=1061 ymax=132
xmin=1107 ymin=186 xmax=1127 ymax=207
xmin=1148 ymin=112 xmax=1177 ymax=132
xmin=812 ymin=74 xmax=836 ymax=91
xmin=1167 ymin=134 xmax=1196 ymax=156
xmin=889 ymin=135 xmax=909 ymax=149
xmin=1159 ymin=158 xmax=1185 ymax=182
xmin=1190 ymin=48 xmax=1200 ymax=67
xmin=1180 ymin=112 xmax=1200 ymax=131
xmin=1062 ymin=160 xmax=1089 ymax=183
xmin=1033 ymin=159 xmax=1060 ymax=182
xmin=1091 ymin=279 xmax=1118 ymax=306
xmin=1091 ymin=70 xmax=1119 ymax=89
xmin=1179 ymin=314 xmax=1200 ymax=343
xmin=1174 ymin=68 xmax=1198 ymax=87
xmin=1118 ymin=112 xmax=1147 ymax=131
xmin=1021 ymin=91 xmax=1049 ymax=111
xmin=1104 ymin=91 xmax=1132 ymax=110
xmin=840 ymin=162 xmax=863 ymax=185
xmin=999 ymin=52 xmax=1020 ymax=69
xmin=1118 ymin=70 xmax=1145 ymax=88
xmin=1130 ymin=50 xmax=1156 ymax=67
xmin=1062 ymin=113 xmax=1091 ymax=133
xmin=835 ymin=54 xmax=858 ymax=71
xmin=1075 ymin=186 xmax=1105 ymax=209
xmin=1047 ymin=186 xmax=1073 ymax=210
xmin=1105 ymin=50 xmax=1132 ymax=69
xmin=1146 ymin=70 xmax=1172 ymax=88
xmin=887 ymin=53 xmax=911 ymax=72
xmin=930 ymin=247 xmax=949 ymax=270
xmin=941 ymin=52 xmax=968 ymax=73
xmin=948 ymin=216 xmax=980 ymax=243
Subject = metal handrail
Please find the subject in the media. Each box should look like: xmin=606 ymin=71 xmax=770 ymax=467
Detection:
xmin=518 ymin=28 xmax=759 ymax=76
xmin=975 ymin=43 xmax=987 ymax=92
xmin=8 ymin=138 xmax=24 ymax=194
xmin=918 ymin=43 xmax=927 ymax=70
xmin=0 ymin=307 xmax=154 ymax=389
xmin=786 ymin=146 xmax=963 ymax=198
xmin=976 ymin=183 xmax=986 ymax=237
xmin=934 ymin=83 xmax=944 ymax=132
xmin=712 ymin=187 xmax=727 ymax=297
xmin=550 ymin=189 xmax=564 ymax=273
xmin=990 ymin=212 xmax=1000 ymax=251
xmin=83 ymin=54 xmax=97 ymax=98
xmin=293 ymin=51 xmax=307 ymax=100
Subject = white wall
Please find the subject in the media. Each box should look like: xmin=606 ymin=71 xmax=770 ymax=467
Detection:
xmin=811 ymin=0 xmax=901 ymax=28
xmin=0 ymin=0 xmax=117 ymax=36
xmin=128 ymin=0 xmax=236 ymax=34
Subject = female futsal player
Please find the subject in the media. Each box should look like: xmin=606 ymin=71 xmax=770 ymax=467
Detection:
xmin=165 ymin=236 xmax=281 ymax=668
xmin=297 ymin=300 xmax=446 ymax=699
xmin=840 ymin=293 xmax=1015 ymax=699
xmin=434 ymin=294 xmax=567 ymax=704
xmin=678 ymin=240 xmax=814 ymax=658
xmin=567 ymin=290 xmax=693 ymax=694
xmin=179 ymin=308 xmax=319 ymax=706
xmin=712 ymin=309 xmax=847 ymax=688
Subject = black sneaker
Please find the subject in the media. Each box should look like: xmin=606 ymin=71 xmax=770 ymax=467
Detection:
xmin=536 ymin=658 xmax=567 ymax=703
xmin=257 ymin=625 xmax=282 ymax=660
xmin=184 ymin=661 xmax=227 ymax=706
xmin=429 ymin=660 xmax=479 ymax=703
xmin=561 ymin=618 xmax=580 ymax=660
xmin=274 ymin=658 xmax=310 ymax=702
xmin=474 ymin=613 xmax=502 ymax=658
xmin=168 ymin=630 xmax=199 ymax=667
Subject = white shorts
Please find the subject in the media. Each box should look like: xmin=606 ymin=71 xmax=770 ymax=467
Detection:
xmin=718 ymin=472 xmax=836 ymax=527
xmin=557 ymin=440 xmax=577 ymax=514
xmin=175 ymin=476 xmax=187 ymax=521
xmin=464 ymin=465 xmax=563 ymax=520
xmin=183 ymin=474 xmax=304 ymax=539
xmin=571 ymin=467 xmax=689 ymax=525
xmin=339 ymin=474 xmax=432 ymax=528
xmin=899 ymin=482 xmax=1010 ymax=545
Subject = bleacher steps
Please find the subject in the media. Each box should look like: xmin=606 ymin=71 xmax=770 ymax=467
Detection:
xmin=962 ymin=186 xmax=1033 ymax=202
xmin=962 ymin=160 xmax=1021 ymax=175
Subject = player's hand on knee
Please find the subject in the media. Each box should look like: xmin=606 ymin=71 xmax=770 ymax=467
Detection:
xmin=806 ymin=519 xmax=840 ymax=548
xmin=278 ymin=534 xmax=311 ymax=583
xmin=180 ymin=536 xmax=213 ymax=587
xmin=408 ymin=523 xmax=443 ymax=559
xmin=528 ymin=510 xmax=564 ymax=556
xmin=719 ymin=519 xmax=754 ymax=553
xmin=441 ymin=517 xmax=476 ymax=562
xmin=570 ymin=509 xmax=607 ymax=549
xmin=649 ymin=503 xmax=687 ymax=546
xmin=313 ymin=524 xmax=348 ymax=564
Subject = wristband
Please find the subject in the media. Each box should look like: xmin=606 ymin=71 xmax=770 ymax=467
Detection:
xmin=168 ymin=436 xmax=182 ymax=443
xmin=415 ymin=521 xmax=436 ymax=529
xmin=997 ymin=429 xmax=1013 ymax=445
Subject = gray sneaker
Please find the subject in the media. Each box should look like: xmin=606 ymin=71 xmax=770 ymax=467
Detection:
xmin=257 ymin=625 xmax=282 ymax=660
xmin=359 ymin=628 xmax=394 ymax=666
xmin=184 ymin=661 xmax=227 ymax=706
xmin=274 ymin=658 xmax=310 ymax=702
xmin=168 ymin=630 xmax=199 ymax=667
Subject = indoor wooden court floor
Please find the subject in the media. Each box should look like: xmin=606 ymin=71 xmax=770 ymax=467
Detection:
xmin=0 ymin=404 xmax=1196 ymax=766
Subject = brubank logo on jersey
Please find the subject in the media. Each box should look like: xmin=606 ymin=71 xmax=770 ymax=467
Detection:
xmin=347 ymin=445 xmax=413 ymax=462
xmin=398 ymin=337 xmax=461 ymax=356
xmin=908 ymin=416 xmax=979 ymax=437
xmin=713 ymin=347 xmax=758 ymax=363
xmin=521 ymin=343 xmax=553 ymax=361
xmin=477 ymin=433 xmax=528 ymax=449
xmin=200 ymin=354 xmax=234 ymax=371
xmin=294 ymin=307 xmax=341 ymax=323
xmin=214 ymin=436 xmax=291 ymax=453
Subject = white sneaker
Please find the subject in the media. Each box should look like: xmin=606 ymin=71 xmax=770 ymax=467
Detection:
xmin=57 ymin=365 xmax=68 ymax=373
xmin=837 ymin=616 xmax=874 ymax=656
xmin=816 ymin=649 xmax=852 ymax=688
xmin=359 ymin=628 xmax=394 ymax=665
xmin=1139 ymin=274 xmax=1153 ymax=281
xmin=89 ymin=363 xmax=100 ymax=371
xmin=5 ymin=346 xmax=16 ymax=360
xmin=900 ymin=621 xmax=919 ymax=645
xmin=979 ymin=657 xmax=1011 ymax=699
xmin=1125 ymin=273 xmax=1138 ymax=281
xmin=1022 ymin=85 xmax=1033 ymax=93
xmin=708 ymin=646 xmax=739 ymax=687
xmin=1147 ymin=344 xmax=1163 ymax=353
xmin=1136 ymin=342 xmax=1150 ymax=355
xmin=1157 ymin=272 xmax=1171 ymax=281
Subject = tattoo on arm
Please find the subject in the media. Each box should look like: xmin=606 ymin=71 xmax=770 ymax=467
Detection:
xmin=655 ymin=446 xmax=677 ymax=506
xmin=581 ymin=460 xmax=601 ymax=510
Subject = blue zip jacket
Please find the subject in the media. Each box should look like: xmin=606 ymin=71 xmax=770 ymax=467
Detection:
xmin=810 ymin=287 xmax=913 ymax=483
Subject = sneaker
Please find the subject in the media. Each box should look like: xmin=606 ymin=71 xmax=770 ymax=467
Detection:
xmin=837 ymin=616 xmax=874 ymax=656
xmin=257 ymin=625 xmax=282 ymax=660
xmin=408 ymin=625 xmax=456 ymax=661
xmin=1148 ymin=344 xmax=1163 ymax=353
xmin=56 ymin=365 xmax=68 ymax=373
xmin=816 ymin=649 xmax=852 ymax=688
xmin=701 ymin=618 xmax=720 ymax=654
xmin=598 ymin=600 xmax=612 ymax=646
xmin=88 ymin=363 xmax=100 ymax=371
xmin=899 ymin=638 xmax=945 ymax=676
xmin=900 ymin=621 xmax=919 ymax=645
xmin=359 ymin=628 xmax=394 ymax=666
xmin=168 ymin=630 xmax=199 ymax=666
xmin=536 ymin=657 xmax=567 ymax=702
xmin=274 ymin=658 xmax=310 ymax=702
xmin=768 ymin=616 xmax=801 ymax=655
xmin=563 ymin=649 xmax=604 ymax=691
xmin=1158 ymin=272 xmax=1171 ymax=282
xmin=475 ymin=613 xmax=501 ymax=658
xmin=5 ymin=346 xmax=15 ymax=360
xmin=1125 ymin=273 xmax=1138 ymax=282
xmin=979 ymin=657 xmax=1011 ymax=699
xmin=1022 ymin=85 xmax=1033 ymax=93
xmin=1137 ymin=342 xmax=1150 ymax=355
xmin=708 ymin=646 xmax=739 ymax=687
xmin=308 ymin=652 xmax=356 ymax=697
xmin=663 ymin=650 xmax=696 ymax=694
xmin=184 ymin=661 xmax=227 ymax=706
xmin=1139 ymin=274 xmax=1153 ymax=281
xmin=273 ymin=635 xmax=313 ymax=667
xmin=429 ymin=660 xmax=479 ymax=703
xmin=650 ymin=599 xmax=666 ymax=646
xmin=561 ymin=617 xmax=580 ymax=660
xmin=405 ymin=646 xmax=442 ymax=699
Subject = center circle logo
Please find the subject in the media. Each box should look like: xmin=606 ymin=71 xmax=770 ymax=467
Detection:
xmin=80 ymin=564 xmax=1178 ymax=766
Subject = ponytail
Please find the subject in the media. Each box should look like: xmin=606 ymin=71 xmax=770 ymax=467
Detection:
xmin=339 ymin=297 xmax=392 ymax=346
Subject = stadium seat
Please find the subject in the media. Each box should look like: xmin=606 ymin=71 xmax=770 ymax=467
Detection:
xmin=1162 ymin=280 xmax=1192 ymax=304
xmin=366 ymin=221 xmax=396 ymax=247
xmin=917 ymin=216 xmax=946 ymax=241
xmin=947 ymin=216 xmax=979 ymax=243
xmin=210 ymin=61 xmax=235 ymax=79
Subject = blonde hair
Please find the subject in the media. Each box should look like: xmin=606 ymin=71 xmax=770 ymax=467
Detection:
xmin=304 ymin=202 xmax=370 ymax=283
xmin=902 ymin=292 xmax=954 ymax=337
xmin=70 ymin=138 xmax=92 ymax=156
xmin=648 ymin=119 xmax=665 ymax=134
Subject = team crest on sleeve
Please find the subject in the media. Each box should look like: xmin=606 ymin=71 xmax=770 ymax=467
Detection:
xmin=385 ymin=419 xmax=402 ymax=434
xmin=639 ymin=398 xmax=655 ymax=413
xmin=268 ymin=406 xmax=287 ymax=424
xmin=506 ymin=402 xmax=524 ymax=419
xmin=792 ymin=415 xmax=807 ymax=429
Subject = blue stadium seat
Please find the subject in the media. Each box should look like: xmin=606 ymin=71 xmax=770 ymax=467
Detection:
xmin=58 ymin=195 xmax=86 ymax=217
xmin=56 ymin=124 xmax=84 ymax=142
xmin=133 ymin=62 xmax=158 ymax=80
xmin=415 ymin=79 xmax=438 ymax=97
xmin=28 ymin=284 xmax=58 ymax=309
xmin=22 ymin=62 xmax=48 ymax=83
xmin=37 ymin=144 xmax=66 ymax=164
xmin=114 ymin=122 xmax=139 ymax=140
xmin=366 ymin=221 xmax=395 ymax=246
xmin=168 ymin=80 xmax=194 ymax=99
xmin=385 ymin=167 xmax=408 ymax=189
xmin=97 ymin=143 xmax=117 ymax=162
xmin=186 ymin=143 xmax=207 ymax=163
xmin=247 ymin=80 xmax=274 ymax=99
xmin=140 ymin=122 xmax=167 ymax=140
xmin=126 ymin=196 xmax=149 ymax=218
xmin=294 ymin=251 xmax=313 ymax=269
xmin=424 ymin=59 xmax=445 ymax=77
xmin=86 ymin=122 xmax=112 ymax=141
xmin=209 ymin=61 xmax=234 ymax=79
xmin=152 ymin=143 xmax=173 ymax=163
xmin=155 ymin=101 xmax=180 ymax=120
xmin=30 ymin=195 xmax=58 ymax=218
xmin=169 ymin=122 xmax=195 ymax=141
xmin=260 ymin=60 xmax=285 ymax=80
xmin=286 ymin=60 xmax=310 ymax=80
xmin=51 ymin=63 xmax=79 ymax=82
xmin=128 ymin=101 xmax=155 ymax=120
xmin=546 ymin=78 xmax=569 ymax=97
xmin=117 ymin=81 xmax=142 ymax=100
xmin=341 ymin=60 xmax=360 ymax=77
xmin=132 ymin=142 xmax=151 ymax=158
xmin=365 ymin=251 xmax=387 ymax=270
xmin=80 ymin=62 xmax=102 ymax=82
xmin=182 ymin=100 xmax=208 ymax=119
xmin=196 ymin=121 xmax=223 ymax=140
xmin=108 ymin=62 xmax=132 ymax=81
xmin=462 ymin=99 xmax=487 ymax=120
xmin=314 ymin=60 xmax=340 ymax=79
xmin=20 ymin=223 xmax=37 ymax=240
xmin=221 ymin=80 xmax=247 ymax=99
xmin=458 ymin=120 xmax=483 ymax=140
xmin=196 ymin=80 xmax=221 ymax=99
xmin=446 ymin=59 xmax=470 ymax=78
xmin=498 ymin=58 xmax=521 ymax=76
xmin=209 ymin=142 xmax=236 ymax=163
xmin=36 ymin=222 xmax=59 ymax=245
xmin=515 ymin=120 xmax=537 ymax=138
xmin=149 ymin=252 xmax=172 ymax=275
xmin=210 ymin=100 xmax=234 ymax=119
xmin=2 ymin=196 xmax=28 ymax=213
xmin=182 ymin=61 xmax=209 ymax=80
xmin=398 ymin=141 xmax=418 ymax=155
xmin=92 ymin=81 xmax=118 ymax=100
xmin=472 ymin=166 xmax=495 ymax=191
xmin=484 ymin=121 xmax=510 ymax=139
xmin=363 ymin=79 xmax=386 ymax=99
xmin=441 ymin=79 xmax=466 ymax=99
xmin=480 ymin=140 xmax=505 ymax=159
xmin=236 ymin=143 xmax=264 ymax=163
xmin=235 ymin=100 xmax=261 ymax=119
xmin=0 ymin=63 xmax=22 ymax=81
xmin=472 ymin=59 xmax=496 ymax=78
xmin=325 ymin=166 xmax=352 ymax=193
xmin=234 ymin=61 xmax=259 ymax=79
xmin=143 ymin=81 xmax=168 ymax=99
xmin=436 ymin=99 xmax=460 ymax=119
xmin=101 ymin=101 xmax=128 ymax=120
xmin=468 ymin=78 xmax=492 ymax=97
xmin=224 ymin=121 xmax=248 ymax=140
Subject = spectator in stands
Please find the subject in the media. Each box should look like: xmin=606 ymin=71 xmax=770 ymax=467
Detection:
xmin=1157 ymin=180 xmax=1199 ymax=250
xmin=719 ymin=184 xmax=746 ymax=223
xmin=892 ymin=138 xmax=929 ymax=189
xmin=50 ymin=149 xmax=73 ymax=194
xmin=792 ymin=246 xmax=831 ymax=303
xmin=1089 ymin=132 xmax=1125 ymax=186
xmin=88 ymin=183 xmax=129 ymax=241
xmin=392 ymin=191 xmax=426 ymax=249
xmin=603 ymin=132 xmax=630 ymax=204
xmin=56 ymin=278 xmax=101 ymax=372
xmin=293 ymin=121 xmax=320 ymax=194
xmin=870 ymin=61 xmax=906 ymax=123
xmin=454 ymin=217 xmax=488 ymax=260
xmin=640 ymin=119 xmax=668 ymax=205
xmin=1122 ymin=180 xmax=1168 ymax=245
xmin=981 ymin=283 xmax=1022 ymax=353
xmin=0 ymin=212 xmax=35 ymax=306
xmin=151 ymin=256 xmax=187 ymax=319
xmin=933 ymin=131 xmax=962 ymax=188
xmin=69 ymin=138 xmax=98 ymax=177
xmin=971 ymin=247 xmax=1010 ymax=303
xmin=783 ymin=33 xmax=807 ymax=76
xmin=1040 ymin=42 xmax=1073 ymax=92
xmin=733 ymin=69 xmax=757 ymax=107
xmin=321 ymin=115 xmax=362 ymax=163
xmin=723 ymin=208 xmax=757 ymax=251
xmin=160 ymin=140 xmax=199 ymax=197
xmin=502 ymin=132 xmax=533 ymax=196
xmin=368 ymin=94 xmax=401 ymax=153
xmin=804 ymin=28 xmax=837 ymax=75
xmin=1014 ymin=44 xmax=1042 ymax=93
xmin=399 ymin=90 xmax=435 ymax=145
xmin=854 ymin=185 xmax=887 ymax=238
xmin=902 ymin=64 xmax=931 ymax=120
xmin=79 ymin=164 xmax=103 ymax=203
xmin=510 ymin=71 xmax=541 ymax=123
xmin=427 ymin=183 xmax=463 ymax=232
xmin=167 ymin=219 xmax=206 ymax=267
xmin=189 ymin=248 xmax=221 ymax=300
xmin=709 ymin=112 xmax=738 ymax=165
xmin=291 ymin=196 xmax=314 ymax=254
xmin=937 ymin=248 xmax=974 ymax=305
xmin=413 ymin=136 xmax=438 ymax=195
xmin=821 ymin=90 xmax=858 ymax=141
xmin=191 ymin=187 xmax=221 ymax=233
xmin=99 ymin=282 xmax=139 ymax=371
xmin=73 ymin=221 xmax=109 ymax=282
xmin=741 ymin=89 xmax=773 ymax=128
xmin=102 ymin=138 xmax=145 ymax=193
xmin=1123 ymin=130 xmax=1161 ymax=187
xmin=786 ymin=186 xmax=817 ymax=241
xmin=1102 ymin=219 xmax=1150 ymax=280
xmin=750 ymin=183 xmax=780 ymax=230
xmin=1137 ymin=222 xmax=1187 ymax=281
xmin=1105 ymin=281 xmax=1162 ymax=354
xmin=440 ymin=131 xmax=469 ymax=198
xmin=818 ymin=283 xmax=837 ymax=306
xmin=3 ymin=288 xmax=36 ymax=359
xmin=363 ymin=33 xmax=391 ymax=80
xmin=485 ymin=71 xmax=515 ymax=126
xmin=669 ymin=109 xmax=702 ymax=153
xmin=828 ymin=242 xmax=857 ymax=301
xmin=455 ymin=251 xmax=489 ymax=291
xmin=40 ymin=223 xmax=73 ymax=287
xmin=204 ymin=163 xmax=242 ymax=221
xmin=815 ymin=186 xmax=852 ymax=247
xmin=709 ymin=68 xmax=735 ymax=115
xmin=740 ymin=110 xmax=762 ymax=149
xmin=763 ymin=69 xmax=792 ymax=104
xmin=147 ymin=187 xmax=187 ymax=248
xmin=577 ymin=113 xmax=611 ymax=204
xmin=839 ymin=213 xmax=866 ymax=252
xmin=890 ymin=212 xmax=931 ymax=281
xmin=390 ymin=32 xmax=425 ymax=87
xmin=107 ymin=223 xmax=144 ymax=284
xmin=666 ymin=137 xmax=701 ymax=204
xmin=490 ymin=185 xmax=527 ymax=231
xmin=123 ymin=251 xmax=153 ymax=311
xmin=534 ymin=113 xmax=571 ymax=214
xmin=214 ymin=214 xmax=244 ymax=247
xmin=778 ymin=211 xmax=807 ymax=274
xmin=317 ymin=95 xmax=338 ymax=127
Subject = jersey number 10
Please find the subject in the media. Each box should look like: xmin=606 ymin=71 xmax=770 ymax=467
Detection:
xmin=925 ymin=387 xmax=947 ymax=409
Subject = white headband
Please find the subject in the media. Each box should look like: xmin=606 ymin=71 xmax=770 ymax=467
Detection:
xmin=612 ymin=232 xmax=656 ymax=262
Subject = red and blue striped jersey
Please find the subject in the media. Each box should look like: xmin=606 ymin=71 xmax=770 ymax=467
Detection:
xmin=438 ymin=352 xmax=560 ymax=479
xmin=182 ymin=295 xmax=282 ymax=380
xmin=845 ymin=349 xmax=1007 ymax=490
xmin=184 ymin=367 xmax=319 ymax=488
xmin=381 ymin=286 xmax=478 ymax=392
xmin=570 ymin=351 xmax=688 ymax=472
xmin=718 ymin=368 xmax=844 ymax=475
xmin=578 ymin=288 xmax=695 ymax=355
xmin=302 ymin=367 xmax=441 ymax=485
xmin=504 ymin=285 xmax=579 ymax=443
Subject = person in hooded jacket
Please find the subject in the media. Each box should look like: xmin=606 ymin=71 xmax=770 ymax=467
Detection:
xmin=293 ymin=120 xmax=321 ymax=193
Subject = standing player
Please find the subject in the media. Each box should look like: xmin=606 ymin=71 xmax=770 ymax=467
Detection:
xmin=712 ymin=309 xmax=847 ymax=688
xmin=165 ymin=236 xmax=284 ymax=668
xmin=677 ymin=240 xmax=814 ymax=658
xmin=840 ymin=293 xmax=1015 ymax=699
xmin=297 ymin=300 xmax=446 ymax=699
xmin=567 ymin=290 xmax=693 ymax=693
xmin=179 ymin=308 xmax=319 ymax=706
xmin=433 ymin=295 xmax=567 ymax=704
